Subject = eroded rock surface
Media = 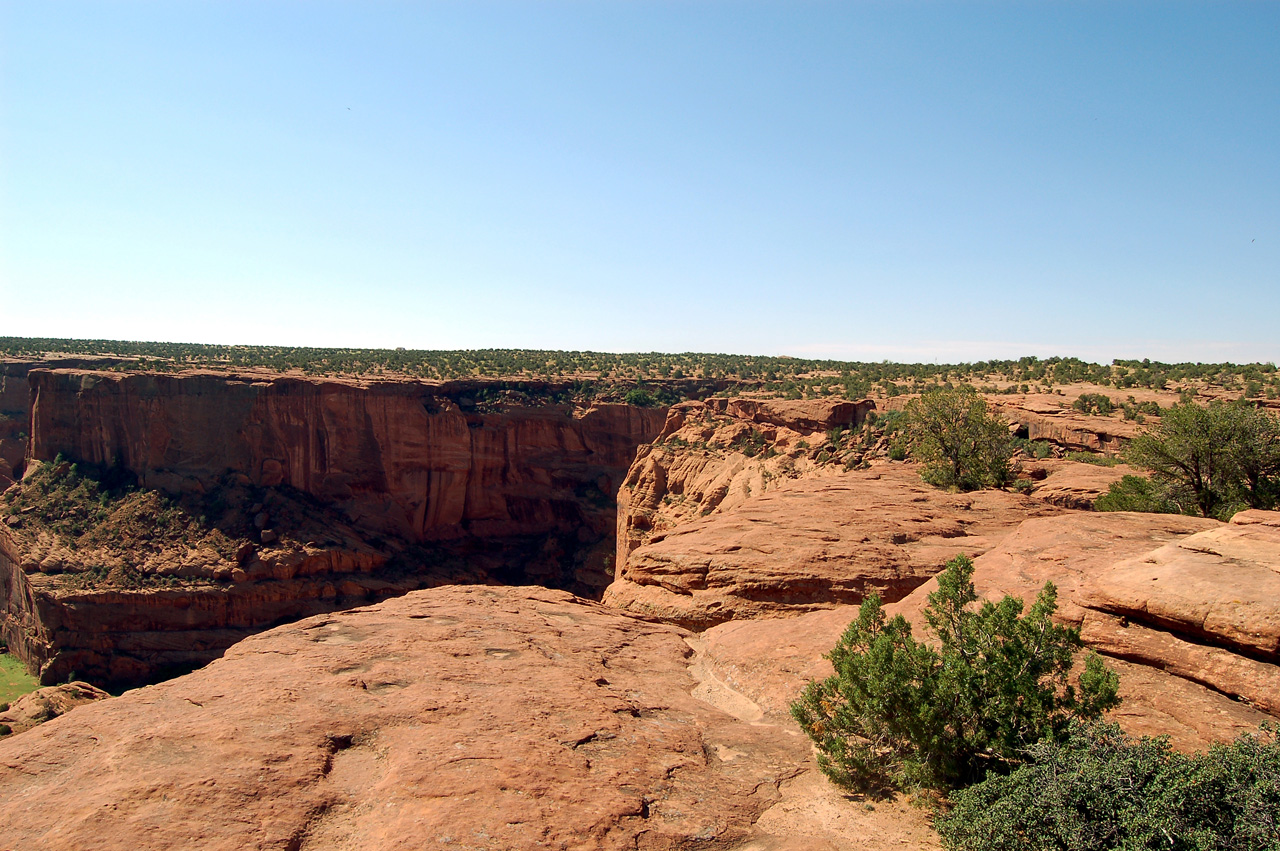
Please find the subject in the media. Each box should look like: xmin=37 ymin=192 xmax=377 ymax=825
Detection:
xmin=886 ymin=511 xmax=1218 ymax=627
xmin=0 ymin=585 xmax=810 ymax=850
xmin=994 ymin=395 xmax=1143 ymax=453
xmin=1079 ymin=509 xmax=1280 ymax=713
xmin=1022 ymin=459 xmax=1137 ymax=510
xmin=687 ymin=510 xmax=1280 ymax=753
xmin=607 ymin=460 xmax=1060 ymax=630
xmin=697 ymin=605 xmax=1271 ymax=753
xmin=879 ymin=511 xmax=1279 ymax=744
xmin=0 ymin=681 xmax=109 ymax=735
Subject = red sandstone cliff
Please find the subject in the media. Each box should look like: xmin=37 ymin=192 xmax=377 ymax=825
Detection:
xmin=27 ymin=369 xmax=665 ymax=552
xmin=2 ymin=369 xmax=665 ymax=686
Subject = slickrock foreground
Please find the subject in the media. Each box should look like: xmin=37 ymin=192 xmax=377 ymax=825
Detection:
xmin=0 ymin=585 xmax=939 ymax=851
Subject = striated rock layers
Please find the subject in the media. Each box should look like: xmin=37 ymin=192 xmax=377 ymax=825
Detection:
xmin=1079 ymin=510 xmax=1280 ymax=716
xmin=2 ymin=369 xmax=666 ymax=686
xmin=0 ymin=585 xmax=814 ymax=851
xmin=27 ymin=369 xmax=666 ymax=555
xmin=605 ymin=399 xmax=1062 ymax=629
xmin=994 ymin=395 xmax=1144 ymax=453
xmin=882 ymin=510 xmax=1280 ymax=744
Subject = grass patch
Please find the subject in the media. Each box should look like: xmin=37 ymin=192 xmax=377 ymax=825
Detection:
xmin=0 ymin=653 xmax=39 ymax=706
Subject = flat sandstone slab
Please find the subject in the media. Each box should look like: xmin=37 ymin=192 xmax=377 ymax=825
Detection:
xmin=0 ymin=585 xmax=811 ymax=851
xmin=1082 ymin=509 xmax=1280 ymax=659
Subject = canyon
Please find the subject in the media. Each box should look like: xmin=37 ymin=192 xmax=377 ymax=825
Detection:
xmin=0 ymin=357 xmax=1277 ymax=849
xmin=2 ymin=362 xmax=668 ymax=686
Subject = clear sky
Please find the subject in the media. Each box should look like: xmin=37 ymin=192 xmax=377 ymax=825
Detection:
xmin=2 ymin=2 xmax=1276 ymax=363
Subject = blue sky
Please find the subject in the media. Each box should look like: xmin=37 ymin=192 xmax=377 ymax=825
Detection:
xmin=2 ymin=2 xmax=1276 ymax=363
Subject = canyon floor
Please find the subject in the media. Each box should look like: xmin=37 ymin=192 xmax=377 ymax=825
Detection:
xmin=1 ymin=361 xmax=1278 ymax=849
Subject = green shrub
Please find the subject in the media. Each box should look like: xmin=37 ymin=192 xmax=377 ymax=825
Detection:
xmin=1096 ymin=475 xmax=1180 ymax=514
xmin=1012 ymin=438 xmax=1053 ymax=459
xmin=1065 ymin=451 xmax=1120 ymax=467
xmin=731 ymin=429 xmax=768 ymax=458
xmin=1073 ymin=394 xmax=1115 ymax=415
xmin=1124 ymin=401 xmax=1280 ymax=518
xmin=623 ymin=388 xmax=657 ymax=407
xmin=790 ymin=555 xmax=1119 ymax=793
xmin=936 ymin=722 xmax=1280 ymax=851
xmin=904 ymin=387 xmax=1013 ymax=491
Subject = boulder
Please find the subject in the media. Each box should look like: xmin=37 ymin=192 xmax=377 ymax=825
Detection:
xmin=0 ymin=681 xmax=110 ymax=735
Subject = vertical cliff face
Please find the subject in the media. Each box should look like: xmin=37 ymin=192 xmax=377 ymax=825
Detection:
xmin=0 ymin=363 xmax=37 ymax=485
xmin=1 ymin=369 xmax=666 ymax=687
xmin=27 ymin=370 xmax=665 ymax=554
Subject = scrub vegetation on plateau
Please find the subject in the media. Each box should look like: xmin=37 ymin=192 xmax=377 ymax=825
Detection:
xmin=3 ymin=336 xmax=1278 ymax=404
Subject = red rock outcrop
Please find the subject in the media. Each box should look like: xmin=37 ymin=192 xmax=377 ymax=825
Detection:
xmin=27 ymin=370 xmax=665 ymax=556
xmin=616 ymin=399 xmax=881 ymax=572
xmin=680 ymin=510 xmax=1279 ymax=753
xmin=695 ymin=607 xmax=1272 ymax=752
xmin=878 ymin=510 xmax=1280 ymax=741
xmin=607 ymin=460 xmax=1062 ymax=630
xmin=0 ymin=585 xmax=818 ymax=850
xmin=1078 ymin=509 xmax=1280 ymax=713
xmin=0 ymin=681 xmax=110 ymax=735
xmin=1022 ymin=458 xmax=1137 ymax=509
xmin=872 ymin=392 xmax=1146 ymax=454
xmin=885 ymin=511 xmax=1218 ymax=626
xmin=703 ymin=397 xmax=876 ymax=434
xmin=993 ymin=395 xmax=1144 ymax=452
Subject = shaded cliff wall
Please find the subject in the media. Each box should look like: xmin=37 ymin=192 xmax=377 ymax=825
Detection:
xmin=0 ymin=369 xmax=28 ymax=485
xmin=26 ymin=370 xmax=666 ymax=555
xmin=2 ymin=358 xmax=142 ymax=485
xmin=2 ymin=370 xmax=667 ymax=687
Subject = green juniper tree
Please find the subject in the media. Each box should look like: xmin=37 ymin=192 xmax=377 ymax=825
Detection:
xmin=790 ymin=555 xmax=1119 ymax=793
xmin=1115 ymin=401 xmax=1280 ymax=518
xmin=903 ymin=387 xmax=1013 ymax=491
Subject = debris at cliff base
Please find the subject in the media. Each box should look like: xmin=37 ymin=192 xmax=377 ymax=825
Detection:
xmin=1 ymin=459 xmax=379 ymax=587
